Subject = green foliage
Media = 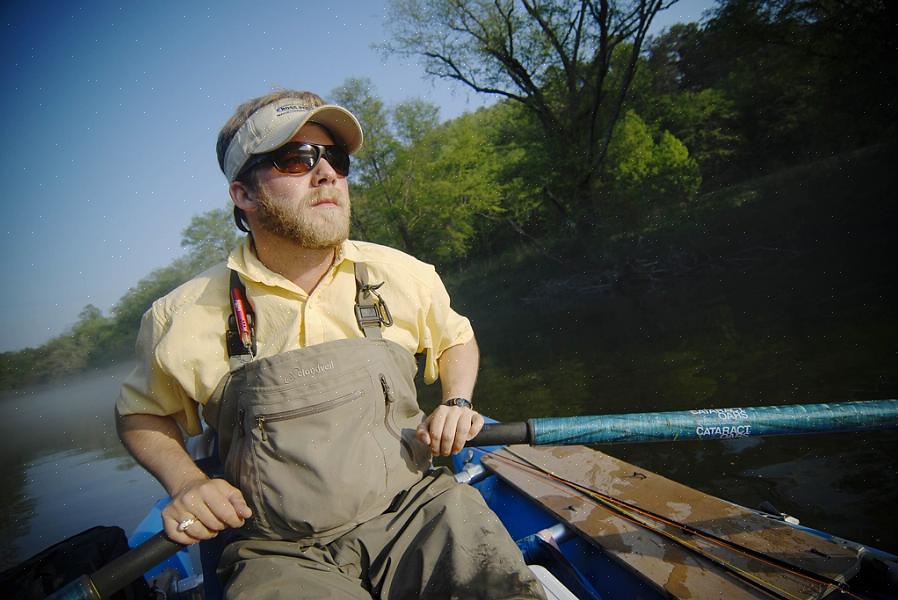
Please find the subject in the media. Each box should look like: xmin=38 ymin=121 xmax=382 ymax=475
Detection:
xmin=602 ymin=111 xmax=701 ymax=233
xmin=4 ymin=0 xmax=890 ymax=390
xmin=641 ymin=88 xmax=742 ymax=186
xmin=333 ymin=79 xmax=512 ymax=263
xmin=181 ymin=207 xmax=242 ymax=270
xmin=402 ymin=111 xmax=508 ymax=261
xmin=384 ymin=0 xmax=672 ymax=225
xmin=646 ymin=0 xmax=897 ymax=179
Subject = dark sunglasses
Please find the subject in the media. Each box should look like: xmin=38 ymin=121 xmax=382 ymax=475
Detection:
xmin=241 ymin=142 xmax=351 ymax=178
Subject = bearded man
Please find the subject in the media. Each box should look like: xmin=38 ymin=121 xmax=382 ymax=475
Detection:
xmin=116 ymin=90 xmax=545 ymax=599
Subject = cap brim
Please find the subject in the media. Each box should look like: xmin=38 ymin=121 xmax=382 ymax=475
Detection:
xmin=255 ymin=105 xmax=363 ymax=155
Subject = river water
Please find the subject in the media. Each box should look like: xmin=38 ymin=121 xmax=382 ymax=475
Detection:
xmin=0 ymin=362 xmax=163 ymax=571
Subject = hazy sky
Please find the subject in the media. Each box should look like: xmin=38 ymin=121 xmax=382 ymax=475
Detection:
xmin=1 ymin=0 xmax=711 ymax=352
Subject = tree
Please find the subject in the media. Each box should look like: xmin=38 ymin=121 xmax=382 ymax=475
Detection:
xmin=181 ymin=207 xmax=242 ymax=272
xmin=333 ymin=79 xmax=510 ymax=262
xmin=332 ymin=78 xmax=430 ymax=253
xmin=333 ymin=78 xmax=534 ymax=263
xmin=650 ymin=0 xmax=898 ymax=175
xmin=602 ymin=110 xmax=700 ymax=232
xmin=384 ymin=0 xmax=677 ymax=225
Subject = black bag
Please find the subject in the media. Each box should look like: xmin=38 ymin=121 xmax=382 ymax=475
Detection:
xmin=0 ymin=526 xmax=152 ymax=599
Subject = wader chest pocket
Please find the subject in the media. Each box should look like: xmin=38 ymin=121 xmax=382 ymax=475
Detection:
xmin=237 ymin=381 xmax=394 ymax=540
xmin=253 ymin=389 xmax=362 ymax=441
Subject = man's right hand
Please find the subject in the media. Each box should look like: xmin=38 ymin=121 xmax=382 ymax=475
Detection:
xmin=116 ymin=411 xmax=254 ymax=545
xmin=161 ymin=476 xmax=252 ymax=545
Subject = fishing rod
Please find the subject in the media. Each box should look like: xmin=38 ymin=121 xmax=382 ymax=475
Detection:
xmin=468 ymin=399 xmax=898 ymax=447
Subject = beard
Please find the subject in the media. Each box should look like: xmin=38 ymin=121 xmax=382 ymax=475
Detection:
xmin=254 ymin=185 xmax=351 ymax=249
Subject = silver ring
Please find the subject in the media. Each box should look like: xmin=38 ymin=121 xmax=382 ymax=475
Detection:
xmin=177 ymin=517 xmax=197 ymax=532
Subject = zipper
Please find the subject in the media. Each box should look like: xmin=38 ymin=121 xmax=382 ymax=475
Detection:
xmin=380 ymin=374 xmax=393 ymax=403
xmin=231 ymin=408 xmax=247 ymax=485
xmin=381 ymin=373 xmax=414 ymax=457
xmin=253 ymin=390 xmax=362 ymax=442
xmin=256 ymin=415 xmax=268 ymax=441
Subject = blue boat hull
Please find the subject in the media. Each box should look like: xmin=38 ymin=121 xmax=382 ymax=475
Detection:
xmin=128 ymin=441 xmax=898 ymax=599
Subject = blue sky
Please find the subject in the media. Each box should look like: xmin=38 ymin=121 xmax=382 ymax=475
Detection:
xmin=1 ymin=1 xmax=711 ymax=352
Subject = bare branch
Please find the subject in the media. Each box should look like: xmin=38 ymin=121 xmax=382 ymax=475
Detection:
xmin=421 ymin=51 xmax=527 ymax=102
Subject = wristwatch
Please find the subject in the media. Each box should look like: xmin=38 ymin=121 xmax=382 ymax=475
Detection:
xmin=442 ymin=397 xmax=473 ymax=409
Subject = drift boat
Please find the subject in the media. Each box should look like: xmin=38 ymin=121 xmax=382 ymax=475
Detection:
xmin=35 ymin=401 xmax=898 ymax=599
xmin=125 ymin=441 xmax=898 ymax=599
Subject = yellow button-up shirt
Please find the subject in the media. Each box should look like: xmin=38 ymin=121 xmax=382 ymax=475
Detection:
xmin=117 ymin=239 xmax=474 ymax=435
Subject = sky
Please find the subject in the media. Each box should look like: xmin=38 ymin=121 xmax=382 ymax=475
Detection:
xmin=1 ymin=0 xmax=712 ymax=352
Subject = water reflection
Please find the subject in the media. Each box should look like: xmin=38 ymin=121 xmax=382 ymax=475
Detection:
xmin=456 ymin=238 xmax=898 ymax=553
xmin=0 ymin=362 xmax=162 ymax=570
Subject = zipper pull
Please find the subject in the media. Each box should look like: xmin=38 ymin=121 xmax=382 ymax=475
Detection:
xmin=238 ymin=408 xmax=246 ymax=437
xmin=256 ymin=415 xmax=268 ymax=441
xmin=380 ymin=374 xmax=393 ymax=403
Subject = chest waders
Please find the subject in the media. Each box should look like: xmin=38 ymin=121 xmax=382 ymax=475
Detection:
xmin=203 ymin=263 xmax=431 ymax=544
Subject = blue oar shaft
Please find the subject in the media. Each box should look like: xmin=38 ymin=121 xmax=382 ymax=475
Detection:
xmin=527 ymin=399 xmax=898 ymax=446
xmin=467 ymin=400 xmax=898 ymax=447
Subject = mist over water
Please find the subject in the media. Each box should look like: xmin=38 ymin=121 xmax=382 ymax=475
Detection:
xmin=0 ymin=361 xmax=162 ymax=570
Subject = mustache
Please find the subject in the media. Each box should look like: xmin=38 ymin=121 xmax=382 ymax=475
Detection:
xmin=306 ymin=187 xmax=349 ymax=207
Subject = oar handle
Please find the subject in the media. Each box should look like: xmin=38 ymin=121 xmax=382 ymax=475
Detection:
xmin=468 ymin=421 xmax=531 ymax=446
xmin=47 ymin=532 xmax=184 ymax=600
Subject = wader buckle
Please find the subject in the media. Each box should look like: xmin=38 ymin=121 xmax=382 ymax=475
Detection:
xmin=355 ymin=282 xmax=394 ymax=329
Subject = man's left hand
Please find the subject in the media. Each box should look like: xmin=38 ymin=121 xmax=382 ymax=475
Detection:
xmin=416 ymin=404 xmax=484 ymax=456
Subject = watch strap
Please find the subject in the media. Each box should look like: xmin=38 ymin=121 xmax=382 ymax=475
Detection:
xmin=443 ymin=397 xmax=473 ymax=409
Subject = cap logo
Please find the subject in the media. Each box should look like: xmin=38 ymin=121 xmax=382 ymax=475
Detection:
xmin=276 ymin=103 xmax=312 ymax=116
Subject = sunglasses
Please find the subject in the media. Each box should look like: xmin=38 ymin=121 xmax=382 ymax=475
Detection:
xmin=241 ymin=142 xmax=351 ymax=178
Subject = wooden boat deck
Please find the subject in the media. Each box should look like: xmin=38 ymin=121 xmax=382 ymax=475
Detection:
xmin=482 ymin=445 xmax=863 ymax=599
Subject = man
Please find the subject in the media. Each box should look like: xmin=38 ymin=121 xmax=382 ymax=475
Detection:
xmin=116 ymin=90 xmax=545 ymax=599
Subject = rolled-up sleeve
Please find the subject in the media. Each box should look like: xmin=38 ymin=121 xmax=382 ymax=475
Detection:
xmin=116 ymin=303 xmax=202 ymax=436
xmin=421 ymin=268 xmax=474 ymax=384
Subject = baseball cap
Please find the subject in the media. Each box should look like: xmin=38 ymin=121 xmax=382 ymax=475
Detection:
xmin=223 ymin=97 xmax=364 ymax=182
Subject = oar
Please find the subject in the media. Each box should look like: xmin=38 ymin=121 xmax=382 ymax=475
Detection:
xmin=46 ymin=399 xmax=898 ymax=598
xmin=468 ymin=399 xmax=898 ymax=447
xmin=46 ymin=532 xmax=182 ymax=600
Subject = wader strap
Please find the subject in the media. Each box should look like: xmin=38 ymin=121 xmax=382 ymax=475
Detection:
xmin=227 ymin=270 xmax=256 ymax=367
xmin=354 ymin=262 xmax=393 ymax=339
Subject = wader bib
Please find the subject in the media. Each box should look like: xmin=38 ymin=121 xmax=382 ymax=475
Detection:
xmin=203 ymin=263 xmax=431 ymax=545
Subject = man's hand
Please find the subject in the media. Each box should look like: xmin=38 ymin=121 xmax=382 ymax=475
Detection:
xmin=162 ymin=476 xmax=252 ymax=545
xmin=116 ymin=411 xmax=253 ymax=545
xmin=416 ymin=404 xmax=484 ymax=456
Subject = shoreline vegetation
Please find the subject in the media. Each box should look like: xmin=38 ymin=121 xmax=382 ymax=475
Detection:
xmin=2 ymin=0 xmax=894 ymax=392
xmin=2 ymin=143 xmax=893 ymax=393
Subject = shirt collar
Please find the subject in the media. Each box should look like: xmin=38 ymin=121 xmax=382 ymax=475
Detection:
xmin=226 ymin=238 xmax=363 ymax=293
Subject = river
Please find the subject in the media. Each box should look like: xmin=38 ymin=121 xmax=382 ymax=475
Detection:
xmin=0 ymin=362 xmax=162 ymax=571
